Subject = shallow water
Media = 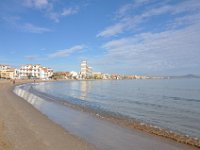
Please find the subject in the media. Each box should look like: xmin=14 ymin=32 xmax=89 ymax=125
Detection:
xmin=13 ymin=84 xmax=195 ymax=150
xmin=31 ymin=79 xmax=200 ymax=138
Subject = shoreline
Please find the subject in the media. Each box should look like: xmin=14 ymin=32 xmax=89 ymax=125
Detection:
xmin=28 ymin=81 xmax=200 ymax=149
xmin=0 ymin=80 xmax=98 ymax=150
xmin=13 ymin=80 xmax=200 ymax=150
xmin=1 ymin=79 xmax=200 ymax=150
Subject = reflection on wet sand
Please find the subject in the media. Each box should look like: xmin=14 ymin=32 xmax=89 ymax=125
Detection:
xmin=14 ymin=85 xmax=45 ymax=109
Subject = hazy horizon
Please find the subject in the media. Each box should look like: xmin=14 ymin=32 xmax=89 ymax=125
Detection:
xmin=0 ymin=0 xmax=200 ymax=75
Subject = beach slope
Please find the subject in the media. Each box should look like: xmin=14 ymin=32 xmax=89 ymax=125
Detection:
xmin=0 ymin=80 xmax=97 ymax=150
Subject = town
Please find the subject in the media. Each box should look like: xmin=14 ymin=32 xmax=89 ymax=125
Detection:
xmin=0 ymin=60 xmax=164 ymax=80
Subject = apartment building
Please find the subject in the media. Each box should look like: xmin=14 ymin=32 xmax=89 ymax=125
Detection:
xmin=17 ymin=64 xmax=53 ymax=79
xmin=0 ymin=64 xmax=11 ymax=71
xmin=0 ymin=65 xmax=16 ymax=79
xmin=0 ymin=68 xmax=17 ymax=79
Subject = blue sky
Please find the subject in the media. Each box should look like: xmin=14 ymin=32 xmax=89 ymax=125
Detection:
xmin=0 ymin=0 xmax=200 ymax=75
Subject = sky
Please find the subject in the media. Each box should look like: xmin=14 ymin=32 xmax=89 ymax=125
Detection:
xmin=0 ymin=0 xmax=200 ymax=75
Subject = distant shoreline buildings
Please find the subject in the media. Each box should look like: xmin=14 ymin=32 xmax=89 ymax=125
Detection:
xmin=0 ymin=64 xmax=53 ymax=80
xmin=0 ymin=61 xmax=166 ymax=80
xmin=49 ymin=60 xmax=165 ymax=80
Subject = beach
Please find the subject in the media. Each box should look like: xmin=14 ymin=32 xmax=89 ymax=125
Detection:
xmin=0 ymin=80 xmax=98 ymax=150
xmin=0 ymin=79 xmax=199 ymax=150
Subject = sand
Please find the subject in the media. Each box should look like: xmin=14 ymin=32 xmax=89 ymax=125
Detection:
xmin=0 ymin=80 xmax=98 ymax=150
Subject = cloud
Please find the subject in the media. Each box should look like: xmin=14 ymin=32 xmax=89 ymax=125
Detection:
xmin=22 ymin=23 xmax=52 ymax=33
xmin=2 ymin=15 xmax=52 ymax=33
xmin=22 ymin=0 xmax=80 ymax=22
xmin=97 ymin=0 xmax=200 ymax=38
xmin=99 ymin=22 xmax=200 ymax=74
xmin=61 ymin=7 xmax=79 ymax=16
xmin=116 ymin=0 xmax=153 ymax=19
xmin=47 ymin=6 xmax=79 ymax=23
xmin=47 ymin=12 xmax=60 ymax=23
xmin=95 ymin=0 xmax=200 ymax=74
xmin=1 ymin=16 xmax=21 ymax=24
xmin=48 ymin=45 xmax=85 ymax=58
xmin=97 ymin=23 xmax=125 ymax=37
xmin=23 ymin=0 xmax=49 ymax=9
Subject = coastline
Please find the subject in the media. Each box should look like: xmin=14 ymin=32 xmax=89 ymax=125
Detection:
xmin=29 ymin=81 xmax=200 ymax=149
xmin=0 ymin=80 xmax=98 ymax=150
xmin=14 ymin=80 xmax=200 ymax=150
xmin=1 ymin=79 xmax=199 ymax=150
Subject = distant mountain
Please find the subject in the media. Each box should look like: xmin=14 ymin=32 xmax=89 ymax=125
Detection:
xmin=168 ymin=74 xmax=200 ymax=79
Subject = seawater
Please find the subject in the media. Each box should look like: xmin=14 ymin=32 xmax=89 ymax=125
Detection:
xmin=13 ymin=83 xmax=194 ymax=150
xmin=32 ymin=79 xmax=200 ymax=138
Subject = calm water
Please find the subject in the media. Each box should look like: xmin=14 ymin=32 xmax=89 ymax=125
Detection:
xmin=31 ymin=79 xmax=200 ymax=138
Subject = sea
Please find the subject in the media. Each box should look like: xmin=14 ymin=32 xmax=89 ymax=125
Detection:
xmin=13 ymin=79 xmax=200 ymax=149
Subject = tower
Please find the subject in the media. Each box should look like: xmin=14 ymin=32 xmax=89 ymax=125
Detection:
xmin=80 ymin=60 xmax=92 ymax=79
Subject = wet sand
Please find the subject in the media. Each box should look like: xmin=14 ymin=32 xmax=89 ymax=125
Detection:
xmin=0 ymin=80 xmax=98 ymax=150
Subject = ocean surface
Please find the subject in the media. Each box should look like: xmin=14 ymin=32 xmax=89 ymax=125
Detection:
xmin=31 ymin=79 xmax=200 ymax=139
xmin=14 ymin=80 xmax=196 ymax=150
xmin=14 ymin=79 xmax=200 ymax=140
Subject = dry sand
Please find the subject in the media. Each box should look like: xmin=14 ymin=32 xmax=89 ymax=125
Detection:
xmin=0 ymin=80 xmax=98 ymax=150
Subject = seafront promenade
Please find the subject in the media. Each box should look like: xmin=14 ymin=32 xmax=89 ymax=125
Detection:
xmin=0 ymin=80 xmax=97 ymax=150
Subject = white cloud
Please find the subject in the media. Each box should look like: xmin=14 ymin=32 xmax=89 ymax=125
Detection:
xmin=24 ymin=0 xmax=49 ymax=9
xmin=47 ymin=11 xmax=60 ymax=23
xmin=97 ymin=0 xmax=200 ymax=38
xmin=61 ymin=7 xmax=79 ymax=16
xmin=97 ymin=23 xmax=125 ymax=37
xmin=47 ymin=7 xmax=79 ymax=23
xmin=48 ymin=45 xmax=85 ymax=58
xmin=100 ymin=22 xmax=200 ymax=73
xmin=23 ymin=0 xmax=80 ymax=22
xmin=167 ymin=12 xmax=200 ymax=30
xmin=96 ymin=0 xmax=200 ymax=74
xmin=2 ymin=15 xmax=52 ymax=33
xmin=22 ymin=23 xmax=52 ymax=33
xmin=116 ymin=0 xmax=153 ymax=19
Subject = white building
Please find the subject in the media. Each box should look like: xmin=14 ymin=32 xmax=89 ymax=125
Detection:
xmin=17 ymin=64 xmax=53 ymax=79
xmin=102 ymin=73 xmax=111 ymax=80
xmin=80 ymin=60 xmax=92 ymax=79
xmin=70 ymin=71 xmax=78 ymax=79
xmin=0 ymin=65 xmax=11 ymax=71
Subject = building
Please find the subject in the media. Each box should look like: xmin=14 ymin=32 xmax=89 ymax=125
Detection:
xmin=47 ymin=68 xmax=54 ymax=78
xmin=101 ymin=73 xmax=111 ymax=80
xmin=70 ymin=71 xmax=78 ymax=79
xmin=17 ymin=64 xmax=53 ymax=79
xmin=0 ymin=65 xmax=11 ymax=71
xmin=0 ymin=68 xmax=17 ymax=79
xmin=80 ymin=60 xmax=92 ymax=79
xmin=92 ymin=72 xmax=102 ymax=79
xmin=53 ymin=72 xmax=71 ymax=79
xmin=0 ymin=65 xmax=17 ymax=79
